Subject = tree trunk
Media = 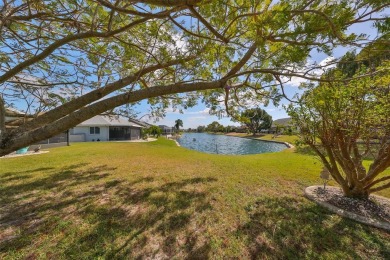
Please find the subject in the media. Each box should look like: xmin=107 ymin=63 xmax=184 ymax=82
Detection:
xmin=0 ymin=96 xmax=5 ymax=137
xmin=340 ymin=183 xmax=369 ymax=199
xmin=0 ymin=80 xmax=225 ymax=156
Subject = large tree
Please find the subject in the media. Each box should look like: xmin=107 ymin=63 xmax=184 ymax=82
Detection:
xmin=0 ymin=0 xmax=388 ymax=156
xmin=205 ymin=121 xmax=224 ymax=133
xmin=288 ymin=57 xmax=390 ymax=199
xmin=239 ymin=108 xmax=272 ymax=135
xmin=174 ymin=119 xmax=183 ymax=133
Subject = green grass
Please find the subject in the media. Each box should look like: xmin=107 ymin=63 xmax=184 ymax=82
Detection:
xmin=257 ymin=134 xmax=299 ymax=144
xmin=0 ymin=139 xmax=389 ymax=259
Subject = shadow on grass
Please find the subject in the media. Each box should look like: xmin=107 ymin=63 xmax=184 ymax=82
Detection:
xmin=0 ymin=163 xmax=114 ymax=248
xmin=68 ymin=176 xmax=216 ymax=259
xmin=0 ymin=165 xmax=216 ymax=259
xmin=238 ymin=196 xmax=390 ymax=259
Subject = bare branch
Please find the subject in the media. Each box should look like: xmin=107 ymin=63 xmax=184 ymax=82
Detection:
xmin=368 ymin=181 xmax=390 ymax=194
xmin=364 ymin=176 xmax=390 ymax=190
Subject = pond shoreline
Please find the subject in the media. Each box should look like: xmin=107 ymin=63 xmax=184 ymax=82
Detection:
xmin=241 ymin=136 xmax=294 ymax=149
xmin=177 ymin=133 xmax=288 ymax=155
xmin=224 ymin=133 xmax=295 ymax=149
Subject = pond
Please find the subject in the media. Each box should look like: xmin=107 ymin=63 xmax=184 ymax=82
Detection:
xmin=177 ymin=133 xmax=288 ymax=155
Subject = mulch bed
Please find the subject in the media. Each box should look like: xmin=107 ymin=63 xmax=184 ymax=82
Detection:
xmin=312 ymin=186 xmax=390 ymax=223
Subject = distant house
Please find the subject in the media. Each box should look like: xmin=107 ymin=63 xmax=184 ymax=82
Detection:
xmin=5 ymin=107 xmax=69 ymax=149
xmin=70 ymin=115 xmax=144 ymax=142
xmin=269 ymin=117 xmax=296 ymax=134
xmin=159 ymin=125 xmax=174 ymax=135
xmin=4 ymin=107 xmax=32 ymax=128
xmin=129 ymin=118 xmax=153 ymax=128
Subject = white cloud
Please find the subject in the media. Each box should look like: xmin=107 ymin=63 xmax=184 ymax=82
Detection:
xmin=283 ymin=56 xmax=336 ymax=87
xmin=186 ymin=108 xmax=210 ymax=115
xmin=318 ymin=56 xmax=336 ymax=67
xmin=164 ymin=107 xmax=181 ymax=114
xmin=188 ymin=116 xmax=207 ymax=121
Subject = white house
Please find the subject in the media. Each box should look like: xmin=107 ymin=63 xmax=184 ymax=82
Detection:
xmin=5 ymin=107 xmax=69 ymax=149
xmin=70 ymin=115 xmax=144 ymax=142
xmin=158 ymin=125 xmax=174 ymax=135
xmin=269 ymin=117 xmax=298 ymax=134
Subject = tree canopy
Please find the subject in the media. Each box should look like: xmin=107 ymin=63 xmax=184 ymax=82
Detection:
xmin=238 ymin=108 xmax=272 ymax=135
xmin=0 ymin=0 xmax=388 ymax=155
xmin=205 ymin=121 xmax=224 ymax=133
xmin=174 ymin=119 xmax=183 ymax=132
xmin=146 ymin=125 xmax=162 ymax=137
xmin=288 ymin=52 xmax=390 ymax=198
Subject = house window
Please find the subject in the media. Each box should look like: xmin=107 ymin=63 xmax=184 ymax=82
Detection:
xmin=90 ymin=127 xmax=100 ymax=134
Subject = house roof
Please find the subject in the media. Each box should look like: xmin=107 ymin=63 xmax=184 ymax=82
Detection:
xmin=271 ymin=117 xmax=292 ymax=127
xmin=5 ymin=107 xmax=25 ymax=117
xmin=5 ymin=108 xmax=34 ymax=127
xmin=77 ymin=115 xmax=143 ymax=128
xmin=129 ymin=118 xmax=153 ymax=128
xmin=158 ymin=125 xmax=173 ymax=129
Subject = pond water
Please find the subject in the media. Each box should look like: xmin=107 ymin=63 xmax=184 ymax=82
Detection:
xmin=177 ymin=133 xmax=288 ymax=155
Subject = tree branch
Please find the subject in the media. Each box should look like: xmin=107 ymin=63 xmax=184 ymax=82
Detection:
xmin=11 ymin=56 xmax=196 ymax=132
xmin=169 ymin=16 xmax=225 ymax=43
xmin=368 ymin=181 xmax=390 ymax=194
xmin=364 ymin=175 xmax=390 ymax=190
xmin=232 ymin=68 xmax=387 ymax=83
xmin=1 ymin=79 xmax=224 ymax=155
xmin=136 ymin=0 xmax=203 ymax=7
xmin=222 ymin=42 xmax=258 ymax=79
xmin=187 ymin=5 xmax=229 ymax=43
xmin=95 ymin=0 xmax=186 ymax=18
xmin=0 ymin=16 xmax=161 ymax=84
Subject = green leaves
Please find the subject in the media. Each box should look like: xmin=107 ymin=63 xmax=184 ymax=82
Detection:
xmin=237 ymin=107 xmax=272 ymax=135
xmin=288 ymin=46 xmax=390 ymax=196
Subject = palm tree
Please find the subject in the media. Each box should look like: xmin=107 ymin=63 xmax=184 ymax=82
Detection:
xmin=174 ymin=119 xmax=183 ymax=133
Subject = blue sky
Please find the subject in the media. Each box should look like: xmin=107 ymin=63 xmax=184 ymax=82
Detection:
xmin=4 ymin=12 xmax=383 ymax=129
xmin=136 ymin=21 xmax=381 ymax=129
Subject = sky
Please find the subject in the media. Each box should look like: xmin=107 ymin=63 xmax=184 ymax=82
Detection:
xmin=135 ymin=53 xmax=327 ymax=129
xmin=137 ymin=21 xmax=380 ymax=129
xmin=3 ymin=7 xmax=384 ymax=129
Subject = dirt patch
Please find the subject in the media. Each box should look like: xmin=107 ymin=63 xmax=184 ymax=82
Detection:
xmin=305 ymin=185 xmax=390 ymax=230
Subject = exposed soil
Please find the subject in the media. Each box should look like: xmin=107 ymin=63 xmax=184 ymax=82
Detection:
xmin=313 ymin=186 xmax=390 ymax=223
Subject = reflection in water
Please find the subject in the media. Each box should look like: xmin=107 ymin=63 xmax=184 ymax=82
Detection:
xmin=177 ymin=133 xmax=287 ymax=155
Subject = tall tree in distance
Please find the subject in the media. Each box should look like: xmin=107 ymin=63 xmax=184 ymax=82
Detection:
xmin=174 ymin=119 xmax=183 ymax=133
xmin=206 ymin=121 xmax=224 ymax=133
xmin=239 ymin=108 xmax=272 ymax=136
xmin=0 ymin=0 xmax=388 ymax=155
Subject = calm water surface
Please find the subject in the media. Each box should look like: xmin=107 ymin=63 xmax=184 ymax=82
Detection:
xmin=177 ymin=133 xmax=287 ymax=155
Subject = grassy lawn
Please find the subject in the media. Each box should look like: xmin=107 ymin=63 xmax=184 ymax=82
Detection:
xmin=1 ymin=139 xmax=389 ymax=259
xmin=257 ymin=134 xmax=299 ymax=144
